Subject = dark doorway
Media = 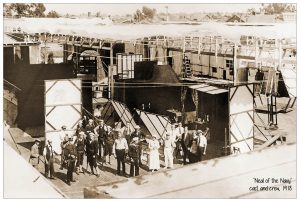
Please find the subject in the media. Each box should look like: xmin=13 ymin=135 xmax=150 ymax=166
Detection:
xmin=223 ymin=70 xmax=226 ymax=80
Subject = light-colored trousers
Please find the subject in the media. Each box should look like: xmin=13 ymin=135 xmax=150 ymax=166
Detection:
xmin=164 ymin=148 xmax=174 ymax=168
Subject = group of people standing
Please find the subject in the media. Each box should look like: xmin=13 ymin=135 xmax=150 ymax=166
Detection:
xmin=29 ymin=115 xmax=209 ymax=186
xmin=163 ymin=123 xmax=209 ymax=167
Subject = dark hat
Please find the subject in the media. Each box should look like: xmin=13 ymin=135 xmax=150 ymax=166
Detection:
xmin=61 ymin=125 xmax=67 ymax=129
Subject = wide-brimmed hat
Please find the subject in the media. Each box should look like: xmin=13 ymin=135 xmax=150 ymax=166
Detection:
xmin=134 ymin=125 xmax=140 ymax=129
xmin=61 ymin=125 xmax=67 ymax=129
xmin=34 ymin=139 xmax=41 ymax=143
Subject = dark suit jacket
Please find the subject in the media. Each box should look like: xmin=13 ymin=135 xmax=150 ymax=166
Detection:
xmin=128 ymin=143 xmax=140 ymax=160
xmin=181 ymin=132 xmax=193 ymax=149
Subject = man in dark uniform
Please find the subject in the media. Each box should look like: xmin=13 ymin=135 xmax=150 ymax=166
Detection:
xmin=64 ymin=137 xmax=77 ymax=185
xmin=181 ymin=126 xmax=192 ymax=165
xmin=131 ymin=125 xmax=145 ymax=166
xmin=94 ymin=119 xmax=107 ymax=161
xmin=85 ymin=133 xmax=99 ymax=176
xmin=104 ymin=126 xmax=115 ymax=164
xmin=85 ymin=119 xmax=95 ymax=135
xmin=76 ymin=120 xmax=85 ymax=137
xmin=122 ymin=122 xmax=133 ymax=145
xmin=128 ymin=137 xmax=140 ymax=177
xmin=75 ymin=132 xmax=85 ymax=174
xmin=43 ymin=140 xmax=55 ymax=179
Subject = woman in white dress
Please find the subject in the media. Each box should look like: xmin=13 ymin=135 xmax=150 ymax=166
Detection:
xmin=148 ymin=136 xmax=160 ymax=172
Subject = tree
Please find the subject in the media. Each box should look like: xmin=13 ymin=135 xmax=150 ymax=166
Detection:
xmin=8 ymin=3 xmax=46 ymax=17
xmin=3 ymin=4 xmax=12 ymax=16
xmin=32 ymin=3 xmax=46 ymax=17
xmin=264 ymin=3 xmax=296 ymax=14
xmin=133 ymin=6 xmax=156 ymax=22
xmin=11 ymin=3 xmax=29 ymax=16
xmin=47 ymin=10 xmax=60 ymax=18
xmin=142 ymin=6 xmax=156 ymax=19
xmin=134 ymin=9 xmax=144 ymax=22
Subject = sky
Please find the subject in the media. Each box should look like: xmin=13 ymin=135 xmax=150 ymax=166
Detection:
xmin=44 ymin=3 xmax=262 ymax=16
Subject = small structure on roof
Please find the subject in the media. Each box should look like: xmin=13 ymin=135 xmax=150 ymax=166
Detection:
xmin=226 ymin=14 xmax=245 ymax=23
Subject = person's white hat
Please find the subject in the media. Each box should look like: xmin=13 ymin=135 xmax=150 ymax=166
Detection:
xmin=134 ymin=125 xmax=140 ymax=129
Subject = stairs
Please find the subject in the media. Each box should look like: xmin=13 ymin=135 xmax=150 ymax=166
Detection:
xmin=183 ymin=55 xmax=192 ymax=78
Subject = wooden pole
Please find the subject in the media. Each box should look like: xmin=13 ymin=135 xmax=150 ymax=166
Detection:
xmin=224 ymin=127 xmax=227 ymax=156
xmin=255 ymin=39 xmax=259 ymax=68
xmin=233 ymin=43 xmax=237 ymax=84
xmin=215 ymin=37 xmax=218 ymax=70
xmin=278 ymin=39 xmax=282 ymax=72
xmin=110 ymin=42 xmax=114 ymax=99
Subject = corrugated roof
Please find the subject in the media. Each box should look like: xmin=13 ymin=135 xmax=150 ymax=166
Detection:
xmin=4 ymin=33 xmax=40 ymax=46
xmin=189 ymin=84 xmax=228 ymax=94
xmin=4 ymin=34 xmax=18 ymax=44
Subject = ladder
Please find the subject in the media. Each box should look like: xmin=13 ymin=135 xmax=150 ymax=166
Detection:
xmin=183 ymin=55 xmax=192 ymax=78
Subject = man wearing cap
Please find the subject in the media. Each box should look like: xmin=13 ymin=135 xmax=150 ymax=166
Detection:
xmin=94 ymin=119 xmax=107 ymax=161
xmin=131 ymin=125 xmax=145 ymax=141
xmin=75 ymin=132 xmax=85 ymax=174
xmin=76 ymin=120 xmax=85 ymax=137
xmin=174 ymin=123 xmax=184 ymax=160
xmin=43 ymin=140 xmax=55 ymax=179
xmin=64 ymin=137 xmax=77 ymax=185
xmin=198 ymin=130 xmax=207 ymax=162
xmin=181 ymin=126 xmax=192 ymax=165
xmin=122 ymin=122 xmax=133 ymax=145
xmin=113 ymin=131 xmax=128 ymax=176
xmin=128 ymin=137 xmax=140 ymax=177
xmin=29 ymin=139 xmax=40 ymax=168
xmin=131 ymin=125 xmax=144 ymax=166
xmin=59 ymin=125 xmax=68 ymax=169
xmin=163 ymin=133 xmax=176 ymax=169
xmin=104 ymin=126 xmax=115 ymax=164
xmin=85 ymin=119 xmax=95 ymax=134
xmin=85 ymin=133 xmax=99 ymax=176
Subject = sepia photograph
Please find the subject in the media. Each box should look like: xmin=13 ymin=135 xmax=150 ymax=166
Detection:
xmin=2 ymin=0 xmax=297 ymax=199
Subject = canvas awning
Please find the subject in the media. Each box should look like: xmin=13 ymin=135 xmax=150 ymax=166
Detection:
xmin=136 ymin=109 xmax=172 ymax=139
xmin=189 ymin=84 xmax=228 ymax=95
xmin=102 ymin=100 xmax=137 ymax=131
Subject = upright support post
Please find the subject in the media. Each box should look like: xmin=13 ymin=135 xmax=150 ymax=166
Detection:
xmin=215 ymin=37 xmax=218 ymax=69
xmin=278 ymin=39 xmax=282 ymax=71
xmin=63 ymin=44 xmax=68 ymax=63
xmin=255 ymin=39 xmax=259 ymax=68
xmin=198 ymin=36 xmax=202 ymax=55
xmin=109 ymin=43 xmax=114 ymax=99
xmin=224 ymin=128 xmax=227 ymax=156
xmin=233 ymin=43 xmax=237 ymax=84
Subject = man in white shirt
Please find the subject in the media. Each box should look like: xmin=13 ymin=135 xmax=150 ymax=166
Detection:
xmin=166 ymin=124 xmax=178 ymax=143
xmin=163 ymin=133 xmax=176 ymax=169
xmin=59 ymin=125 xmax=68 ymax=169
xmin=198 ymin=130 xmax=207 ymax=162
xmin=113 ymin=131 xmax=129 ymax=176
